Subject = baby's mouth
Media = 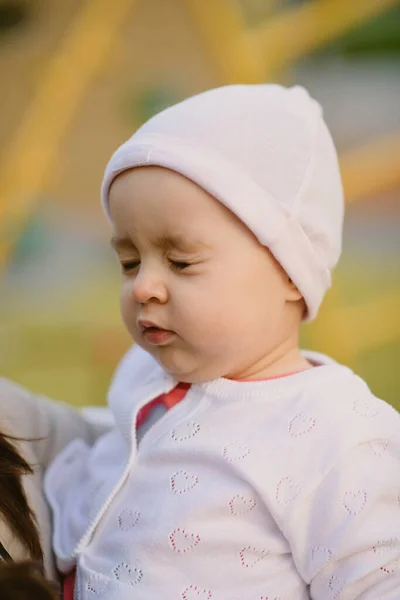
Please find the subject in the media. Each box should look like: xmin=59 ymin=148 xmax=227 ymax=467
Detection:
xmin=138 ymin=320 xmax=176 ymax=346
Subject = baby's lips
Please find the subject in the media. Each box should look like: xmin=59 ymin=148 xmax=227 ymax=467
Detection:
xmin=138 ymin=319 xmax=161 ymax=332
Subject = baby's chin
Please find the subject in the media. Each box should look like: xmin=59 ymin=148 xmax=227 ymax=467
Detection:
xmin=161 ymin=364 xmax=210 ymax=384
xmin=156 ymin=355 xmax=222 ymax=384
xmin=137 ymin=339 xmax=227 ymax=383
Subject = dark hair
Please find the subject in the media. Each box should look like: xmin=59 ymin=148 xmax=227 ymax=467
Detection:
xmin=0 ymin=431 xmax=43 ymax=562
xmin=0 ymin=561 xmax=60 ymax=599
xmin=0 ymin=432 xmax=62 ymax=598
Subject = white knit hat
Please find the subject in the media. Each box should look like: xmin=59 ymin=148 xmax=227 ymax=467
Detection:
xmin=101 ymin=84 xmax=344 ymax=321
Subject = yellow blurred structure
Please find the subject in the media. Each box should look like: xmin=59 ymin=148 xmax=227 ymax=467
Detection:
xmin=0 ymin=0 xmax=137 ymax=266
xmin=0 ymin=0 xmax=399 ymax=406
xmin=187 ymin=0 xmax=400 ymax=81
xmin=340 ymin=134 xmax=400 ymax=202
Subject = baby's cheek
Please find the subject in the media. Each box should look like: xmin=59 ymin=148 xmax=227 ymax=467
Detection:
xmin=191 ymin=313 xmax=235 ymax=350
xmin=120 ymin=289 xmax=136 ymax=335
xmin=178 ymin=297 xmax=218 ymax=331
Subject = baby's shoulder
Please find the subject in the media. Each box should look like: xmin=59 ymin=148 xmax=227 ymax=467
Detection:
xmin=263 ymin=368 xmax=400 ymax=521
xmin=292 ymin=365 xmax=399 ymax=454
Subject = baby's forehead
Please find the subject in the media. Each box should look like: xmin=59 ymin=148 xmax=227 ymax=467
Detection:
xmin=111 ymin=231 xmax=211 ymax=252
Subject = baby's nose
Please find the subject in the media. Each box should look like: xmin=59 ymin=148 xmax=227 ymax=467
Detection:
xmin=131 ymin=270 xmax=167 ymax=304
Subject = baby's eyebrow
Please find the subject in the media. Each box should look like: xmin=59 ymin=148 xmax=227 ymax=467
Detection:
xmin=155 ymin=234 xmax=209 ymax=251
xmin=110 ymin=234 xmax=210 ymax=252
xmin=110 ymin=236 xmax=134 ymax=251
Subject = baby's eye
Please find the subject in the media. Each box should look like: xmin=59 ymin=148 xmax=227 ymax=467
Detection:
xmin=170 ymin=260 xmax=190 ymax=271
xmin=121 ymin=260 xmax=140 ymax=273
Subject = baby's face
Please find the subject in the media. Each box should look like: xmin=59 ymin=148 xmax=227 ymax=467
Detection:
xmin=109 ymin=167 xmax=298 ymax=382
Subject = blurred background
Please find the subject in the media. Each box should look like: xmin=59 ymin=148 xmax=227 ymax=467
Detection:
xmin=0 ymin=0 xmax=399 ymax=408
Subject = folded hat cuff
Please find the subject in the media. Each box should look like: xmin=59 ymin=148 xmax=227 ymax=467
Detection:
xmin=101 ymin=133 xmax=331 ymax=321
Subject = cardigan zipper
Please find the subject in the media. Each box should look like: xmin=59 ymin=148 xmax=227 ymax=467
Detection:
xmin=73 ymin=380 xmax=175 ymax=557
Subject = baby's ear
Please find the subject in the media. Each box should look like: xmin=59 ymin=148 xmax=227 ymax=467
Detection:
xmin=286 ymin=277 xmax=303 ymax=302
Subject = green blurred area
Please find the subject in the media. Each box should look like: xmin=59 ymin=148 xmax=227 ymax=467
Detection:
xmin=324 ymin=5 xmax=400 ymax=56
xmin=302 ymin=262 xmax=400 ymax=411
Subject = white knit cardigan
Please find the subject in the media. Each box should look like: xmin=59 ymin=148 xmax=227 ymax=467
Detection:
xmin=45 ymin=347 xmax=400 ymax=600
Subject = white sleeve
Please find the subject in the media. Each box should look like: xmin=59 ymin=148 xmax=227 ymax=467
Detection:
xmin=0 ymin=377 xmax=112 ymax=468
xmin=288 ymin=434 xmax=400 ymax=599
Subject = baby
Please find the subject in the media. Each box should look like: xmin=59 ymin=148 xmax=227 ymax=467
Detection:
xmin=45 ymin=85 xmax=400 ymax=599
